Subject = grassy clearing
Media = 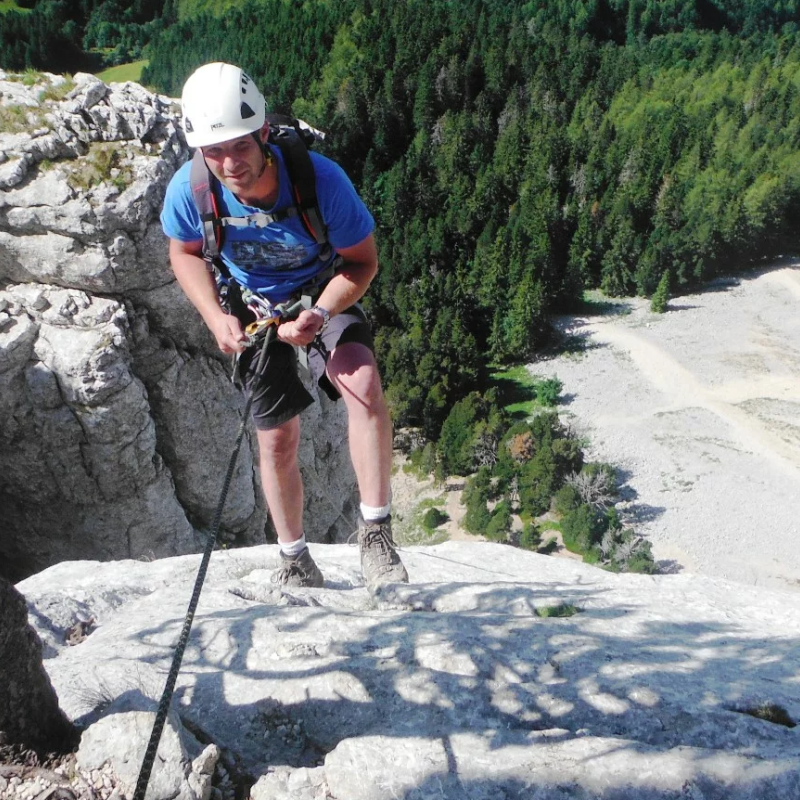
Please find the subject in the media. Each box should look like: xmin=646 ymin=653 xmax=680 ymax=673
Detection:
xmin=575 ymin=289 xmax=634 ymax=317
xmin=0 ymin=0 xmax=31 ymax=13
xmin=395 ymin=496 xmax=450 ymax=546
xmin=489 ymin=364 xmax=562 ymax=419
xmin=96 ymin=60 xmax=148 ymax=84
xmin=489 ymin=364 xmax=538 ymax=418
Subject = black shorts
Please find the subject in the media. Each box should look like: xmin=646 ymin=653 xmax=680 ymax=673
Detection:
xmin=237 ymin=304 xmax=374 ymax=430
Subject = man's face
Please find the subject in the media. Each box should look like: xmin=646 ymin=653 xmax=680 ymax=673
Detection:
xmin=201 ymin=127 xmax=267 ymax=200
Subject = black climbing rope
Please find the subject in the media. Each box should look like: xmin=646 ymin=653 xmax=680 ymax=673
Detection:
xmin=133 ymin=301 xmax=303 ymax=800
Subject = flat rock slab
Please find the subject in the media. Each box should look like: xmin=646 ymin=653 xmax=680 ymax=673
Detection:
xmin=18 ymin=542 xmax=800 ymax=799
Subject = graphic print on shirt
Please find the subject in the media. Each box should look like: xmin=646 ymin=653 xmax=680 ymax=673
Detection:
xmin=230 ymin=241 xmax=307 ymax=270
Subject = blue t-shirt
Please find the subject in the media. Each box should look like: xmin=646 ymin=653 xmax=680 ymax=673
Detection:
xmin=160 ymin=145 xmax=374 ymax=302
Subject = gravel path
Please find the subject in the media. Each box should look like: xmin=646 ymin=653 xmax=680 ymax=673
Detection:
xmin=527 ymin=263 xmax=800 ymax=593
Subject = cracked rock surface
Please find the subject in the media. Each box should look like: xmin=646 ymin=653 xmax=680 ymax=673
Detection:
xmin=0 ymin=71 xmax=357 ymax=580
xmin=16 ymin=541 xmax=800 ymax=800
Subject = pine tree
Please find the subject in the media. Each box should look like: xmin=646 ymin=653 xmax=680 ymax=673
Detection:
xmin=650 ymin=270 xmax=670 ymax=313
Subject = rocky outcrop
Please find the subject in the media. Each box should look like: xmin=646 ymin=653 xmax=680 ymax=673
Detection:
xmin=15 ymin=542 xmax=800 ymax=799
xmin=0 ymin=71 xmax=357 ymax=580
xmin=0 ymin=576 xmax=76 ymax=753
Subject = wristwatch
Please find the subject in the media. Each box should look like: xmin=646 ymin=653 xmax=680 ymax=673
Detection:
xmin=310 ymin=305 xmax=330 ymax=331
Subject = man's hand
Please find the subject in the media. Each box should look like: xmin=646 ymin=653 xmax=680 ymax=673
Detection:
xmin=210 ymin=313 xmax=248 ymax=354
xmin=277 ymin=309 xmax=325 ymax=347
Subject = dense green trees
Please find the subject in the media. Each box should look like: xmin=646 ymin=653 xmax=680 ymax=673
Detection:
xmin=4 ymin=0 xmax=800 ymax=445
xmin=0 ymin=0 xmax=174 ymax=71
xmin=454 ymin=410 xmax=653 ymax=571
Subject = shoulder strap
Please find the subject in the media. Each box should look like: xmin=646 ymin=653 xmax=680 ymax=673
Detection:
xmin=189 ymin=149 xmax=228 ymax=273
xmin=188 ymin=120 xmax=332 ymax=271
xmin=267 ymin=117 xmax=329 ymax=255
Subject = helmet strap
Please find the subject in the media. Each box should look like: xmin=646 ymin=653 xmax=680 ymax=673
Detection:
xmin=252 ymin=132 xmax=274 ymax=177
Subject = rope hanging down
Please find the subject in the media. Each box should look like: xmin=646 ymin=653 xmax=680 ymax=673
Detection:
xmin=133 ymin=301 xmax=303 ymax=800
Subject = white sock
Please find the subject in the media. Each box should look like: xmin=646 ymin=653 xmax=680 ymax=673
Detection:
xmin=360 ymin=501 xmax=391 ymax=523
xmin=279 ymin=535 xmax=307 ymax=557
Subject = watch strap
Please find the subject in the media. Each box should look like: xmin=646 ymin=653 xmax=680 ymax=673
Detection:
xmin=310 ymin=305 xmax=330 ymax=330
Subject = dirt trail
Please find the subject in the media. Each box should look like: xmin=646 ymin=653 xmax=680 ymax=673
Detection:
xmin=585 ymin=319 xmax=800 ymax=483
xmin=527 ymin=264 xmax=800 ymax=592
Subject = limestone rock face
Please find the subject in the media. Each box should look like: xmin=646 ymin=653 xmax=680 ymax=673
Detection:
xmin=0 ymin=576 xmax=76 ymax=752
xmin=16 ymin=542 xmax=800 ymax=800
xmin=0 ymin=71 xmax=357 ymax=580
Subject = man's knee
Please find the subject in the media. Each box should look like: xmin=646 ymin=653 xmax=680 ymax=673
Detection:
xmin=327 ymin=343 xmax=385 ymax=409
xmin=257 ymin=418 xmax=300 ymax=466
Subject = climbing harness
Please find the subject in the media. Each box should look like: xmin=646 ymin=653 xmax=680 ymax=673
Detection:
xmin=189 ymin=113 xmax=343 ymax=368
xmin=241 ymin=287 xmax=284 ymax=346
xmin=132 ymin=299 xmax=304 ymax=800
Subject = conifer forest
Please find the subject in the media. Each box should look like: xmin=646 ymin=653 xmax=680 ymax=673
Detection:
xmin=4 ymin=0 xmax=800 ymax=441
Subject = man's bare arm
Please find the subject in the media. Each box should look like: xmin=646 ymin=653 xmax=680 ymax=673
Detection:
xmin=168 ymin=238 xmax=247 ymax=354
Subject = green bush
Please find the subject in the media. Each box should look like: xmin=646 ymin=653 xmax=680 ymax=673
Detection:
xmin=650 ymin=271 xmax=670 ymax=313
xmin=539 ymin=537 xmax=558 ymax=554
xmin=535 ymin=603 xmax=581 ymax=618
xmin=605 ymin=506 xmax=622 ymax=531
xmin=408 ymin=442 xmax=438 ymax=476
xmin=464 ymin=492 xmax=491 ymax=535
xmin=553 ymin=484 xmax=581 ymax=515
xmin=422 ymin=506 xmax=448 ymax=531
xmin=518 ymin=521 xmax=541 ymax=551
xmin=438 ymin=392 xmax=504 ymax=476
xmin=561 ymin=503 xmax=606 ymax=554
xmin=623 ymin=542 xmax=657 ymax=574
xmin=485 ymin=500 xmax=511 ymax=542
xmin=462 ymin=467 xmax=491 ymax=507
xmin=552 ymin=437 xmax=584 ymax=480
xmin=533 ymin=377 xmax=563 ymax=406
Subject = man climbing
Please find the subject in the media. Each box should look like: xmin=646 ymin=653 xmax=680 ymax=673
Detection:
xmin=160 ymin=62 xmax=408 ymax=589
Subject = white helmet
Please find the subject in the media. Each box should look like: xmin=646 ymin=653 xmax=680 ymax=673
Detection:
xmin=181 ymin=62 xmax=266 ymax=148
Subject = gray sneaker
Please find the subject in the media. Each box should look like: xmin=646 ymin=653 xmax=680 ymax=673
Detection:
xmin=357 ymin=516 xmax=408 ymax=586
xmin=271 ymin=547 xmax=324 ymax=588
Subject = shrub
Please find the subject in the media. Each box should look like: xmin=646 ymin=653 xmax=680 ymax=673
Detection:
xmin=422 ymin=507 xmax=448 ymax=531
xmin=623 ymin=541 xmax=657 ymax=574
xmin=552 ymin=437 xmax=584 ymax=480
xmin=438 ymin=392 xmax=503 ymax=476
xmin=462 ymin=467 xmax=491 ymax=507
xmin=561 ymin=503 xmax=606 ymax=554
xmin=408 ymin=442 xmax=438 ymax=477
xmin=507 ymin=430 xmax=535 ymax=463
xmin=553 ymin=484 xmax=581 ymax=515
xmin=539 ymin=537 xmax=558 ymax=554
xmin=518 ymin=447 xmax=558 ymax=516
xmin=518 ymin=521 xmax=541 ymax=551
xmin=534 ymin=376 xmax=563 ymax=406
xmin=567 ymin=462 xmax=617 ymax=509
xmin=599 ymin=526 xmax=657 ymax=573
xmin=650 ymin=270 xmax=670 ymax=313
xmin=464 ymin=500 xmax=491 ymax=535
xmin=485 ymin=500 xmax=511 ymax=542
xmin=536 ymin=603 xmax=581 ymax=618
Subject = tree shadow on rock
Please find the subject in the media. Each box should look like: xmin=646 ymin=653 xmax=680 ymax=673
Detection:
xmin=74 ymin=560 xmax=800 ymax=797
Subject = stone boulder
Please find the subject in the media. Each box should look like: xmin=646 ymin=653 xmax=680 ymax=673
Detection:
xmin=0 ymin=71 xmax=358 ymax=581
xmin=0 ymin=576 xmax=76 ymax=753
